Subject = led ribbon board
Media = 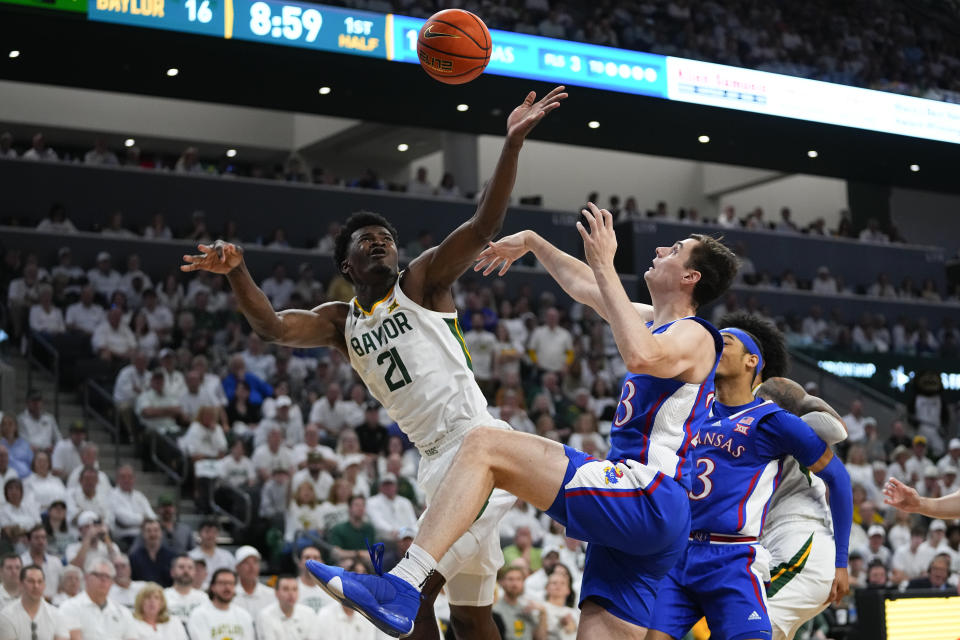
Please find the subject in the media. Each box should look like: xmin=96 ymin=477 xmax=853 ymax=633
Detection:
xmin=84 ymin=0 xmax=960 ymax=143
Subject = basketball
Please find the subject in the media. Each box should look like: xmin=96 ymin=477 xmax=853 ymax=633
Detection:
xmin=416 ymin=9 xmax=491 ymax=85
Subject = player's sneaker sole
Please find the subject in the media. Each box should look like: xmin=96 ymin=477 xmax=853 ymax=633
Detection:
xmin=305 ymin=559 xmax=416 ymax=638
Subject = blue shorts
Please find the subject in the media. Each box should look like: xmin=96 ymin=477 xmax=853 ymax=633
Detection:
xmin=545 ymin=446 xmax=690 ymax=627
xmin=649 ymin=538 xmax=772 ymax=640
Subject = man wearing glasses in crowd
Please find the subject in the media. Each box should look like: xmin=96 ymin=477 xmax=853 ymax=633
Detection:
xmin=0 ymin=565 xmax=69 ymax=640
xmin=59 ymin=559 xmax=135 ymax=639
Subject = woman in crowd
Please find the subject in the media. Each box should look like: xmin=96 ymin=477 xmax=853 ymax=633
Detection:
xmin=226 ymin=380 xmax=261 ymax=430
xmin=285 ymin=480 xmax=337 ymax=546
xmin=542 ymin=563 xmax=579 ymax=640
xmin=323 ymin=479 xmax=353 ymax=531
xmin=0 ymin=478 xmax=41 ymax=536
xmin=131 ymin=310 xmax=160 ymax=359
xmin=131 ymin=582 xmax=188 ymax=640
xmin=42 ymin=499 xmax=75 ymax=556
xmin=23 ymin=450 xmax=65 ymax=510
xmin=0 ymin=414 xmax=33 ymax=477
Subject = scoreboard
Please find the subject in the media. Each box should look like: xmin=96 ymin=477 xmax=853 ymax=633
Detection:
xmin=4 ymin=0 xmax=960 ymax=144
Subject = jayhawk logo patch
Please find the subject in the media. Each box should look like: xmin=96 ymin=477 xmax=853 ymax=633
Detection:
xmin=603 ymin=465 xmax=624 ymax=485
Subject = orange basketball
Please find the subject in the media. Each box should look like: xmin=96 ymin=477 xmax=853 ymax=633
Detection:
xmin=417 ymin=9 xmax=491 ymax=85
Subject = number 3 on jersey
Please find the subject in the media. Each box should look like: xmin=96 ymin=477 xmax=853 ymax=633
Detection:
xmin=377 ymin=347 xmax=412 ymax=391
xmin=688 ymin=457 xmax=716 ymax=500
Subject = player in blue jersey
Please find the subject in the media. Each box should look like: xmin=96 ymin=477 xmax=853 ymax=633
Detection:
xmin=646 ymin=316 xmax=853 ymax=640
xmin=306 ymin=203 xmax=738 ymax=637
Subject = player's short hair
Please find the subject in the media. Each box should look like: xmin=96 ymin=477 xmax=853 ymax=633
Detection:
xmin=718 ymin=311 xmax=790 ymax=380
xmin=686 ymin=234 xmax=738 ymax=308
xmin=333 ymin=211 xmax=399 ymax=283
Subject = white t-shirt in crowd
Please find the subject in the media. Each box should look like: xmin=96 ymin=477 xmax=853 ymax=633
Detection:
xmin=187 ymin=603 xmax=255 ymax=640
xmin=65 ymin=302 xmax=106 ymax=334
xmin=129 ymin=617 xmax=188 ymax=640
xmin=162 ymin=587 xmax=209 ymax=620
xmin=59 ymin=591 xmax=136 ymax=639
xmin=256 ymin=602 xmax=319 ymax=640
xmin=528 ymin=325 xmax=573 ymax=373
xmin=315 ymin=602 xmax=383 ymax=640
xmin=296 ymin=578 xmax=335 ymax=613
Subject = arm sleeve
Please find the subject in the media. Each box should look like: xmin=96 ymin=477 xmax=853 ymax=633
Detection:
xmin=801 ymin=411 xmax=847 ymax=446
xmin=815 ymin=455 xmax=854 ymax=568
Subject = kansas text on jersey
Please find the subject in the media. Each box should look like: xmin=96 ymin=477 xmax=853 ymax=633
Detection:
xmin=689 ymin=398 xmax=828 ymax=537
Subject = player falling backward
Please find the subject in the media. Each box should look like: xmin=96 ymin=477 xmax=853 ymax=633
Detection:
xmin=181 ymin=84 xmax=567 ymax=640
xmin=308 ymin=203 xmax=741 ymax=638
xmin=645 ymin=313 xmax=853 ymax=640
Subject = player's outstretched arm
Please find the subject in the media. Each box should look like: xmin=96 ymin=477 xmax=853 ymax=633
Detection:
xmin=577 ymin=203 xmax=710 ymax=379
xmin=410 ymin=86 xmax=567 ymax=292
xmin=475 ymin=230 xmax=613 ymax=319
xmin=884 ymin=477 xmax=960 ymax=518
xmin=181 ymin=241 xmax=346 ymax=348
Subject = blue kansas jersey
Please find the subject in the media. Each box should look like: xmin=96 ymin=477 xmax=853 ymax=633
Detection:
xmin=608 ymin=316 xmax=722 ymax=492
xmin=689 ymin=398 xmax=829 ymax=537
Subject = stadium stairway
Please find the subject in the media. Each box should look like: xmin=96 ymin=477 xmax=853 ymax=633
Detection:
xmin=12 ymin=352 xmax=207 ymax=528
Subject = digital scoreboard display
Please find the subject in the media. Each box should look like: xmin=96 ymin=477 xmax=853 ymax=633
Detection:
xmin=78 ymin=0 xmax=960 ymax=144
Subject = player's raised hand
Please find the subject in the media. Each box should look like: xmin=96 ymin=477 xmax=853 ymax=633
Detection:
xmin=577 ymin=202 xmax=617 ymax=271
xmin=883 ymin=477 xmax=921 ymax=512
xmin=181 ymin=240 xmax=244 ymax=275
xmin=505 ymin=85 xmax=567 ymax=145
xmin=474 ymin=231 xmax=531 ymax=276
xmin=824 ymin=567 xmax=849 ymax=606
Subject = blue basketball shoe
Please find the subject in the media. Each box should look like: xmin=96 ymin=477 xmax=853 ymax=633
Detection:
xmin=305 ymin=559 xmax=420 ymax=637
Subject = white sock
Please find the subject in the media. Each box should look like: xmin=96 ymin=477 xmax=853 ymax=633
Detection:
xmin=388 ymin=543 xmax=437 ymax=591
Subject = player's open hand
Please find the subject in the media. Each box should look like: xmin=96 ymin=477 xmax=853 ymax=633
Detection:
xmin=577 ymin=202 xmax=617 ymax=271
xmin=824 ymin=567 xmax=849 ymax=605
xmin=474 ymin=231 xmax=530 ymax=276
xmin=506 ymin=85 xmax=567 ymax=145
xmin=181 ymin=240 xmax=244 ymax=275
xmin=883 ymin=477 xmax=921 ymax=512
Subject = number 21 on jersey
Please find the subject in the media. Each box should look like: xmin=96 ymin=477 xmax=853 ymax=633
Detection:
xmin=377 ymin=347 xmax=412 ymax=391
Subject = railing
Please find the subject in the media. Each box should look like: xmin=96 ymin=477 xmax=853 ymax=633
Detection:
xmin=26 ymin=332 xmax=60 ymax=422
xmin=209 ymin=480 xmax=253 ymax=531
xmin=149 ymin=430 xmax=189 ymax=512
xmin=81 ymin=381 xmax=121 ymax=469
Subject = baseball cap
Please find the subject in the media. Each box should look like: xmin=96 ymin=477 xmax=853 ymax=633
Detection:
xmin=913 ymin=435 xmax=927 ymax=446
xmin=69 ymin=419 xmax=87 ymax=433
xmin=930 ymin=520 xmax=947 ymax=532
xmin=379 ymin=472 xmax=397 ymax=485
xmin=275 ymin=395 xmax=292 ymax=408
xmin=863 ymin=417 xmax=877 ymax=427
xmin=943 ymin=465 xmax=958 ymax=475
xmin=235 ymin=545 xmax=261 ymax=565
xmin=949 ymin=438 xmax=960 ymax=451
xmin=365 ymin=400 xmax=380 ymax=412
xmin=397 ymin=527 xmax=417 ymax=540
xmin=872 ymin=461 xmax=887 ymax=471
xmin=58 ymin=246 xmax=71 ymax=258
xmin=306 ymin=451 xmax=325 ymax=464
xmin=339 ymin=453 xmax=366 ymax=471
xmin=892 ymin=445 xmax=909 ymax=457
xmin=77 ymin=511 xmax=102 ymax=528
xmin=159 ymin=348 xmax=174 ymax=359
xmin=157 ymin=494 xmax=175 ymax=507
xmin=96 ymin=251 xmax=111 ymax=262
xmin=868 ymin=525 xmax=885 ymax=537
xmin=925 ymin=466 xmax=941 ymax=479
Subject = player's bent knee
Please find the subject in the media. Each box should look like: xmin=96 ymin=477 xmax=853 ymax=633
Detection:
xmin=449 ymin=605 xmax=498 ymax=639
xmin=462 ymin=426 xmax=499 ymax=460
